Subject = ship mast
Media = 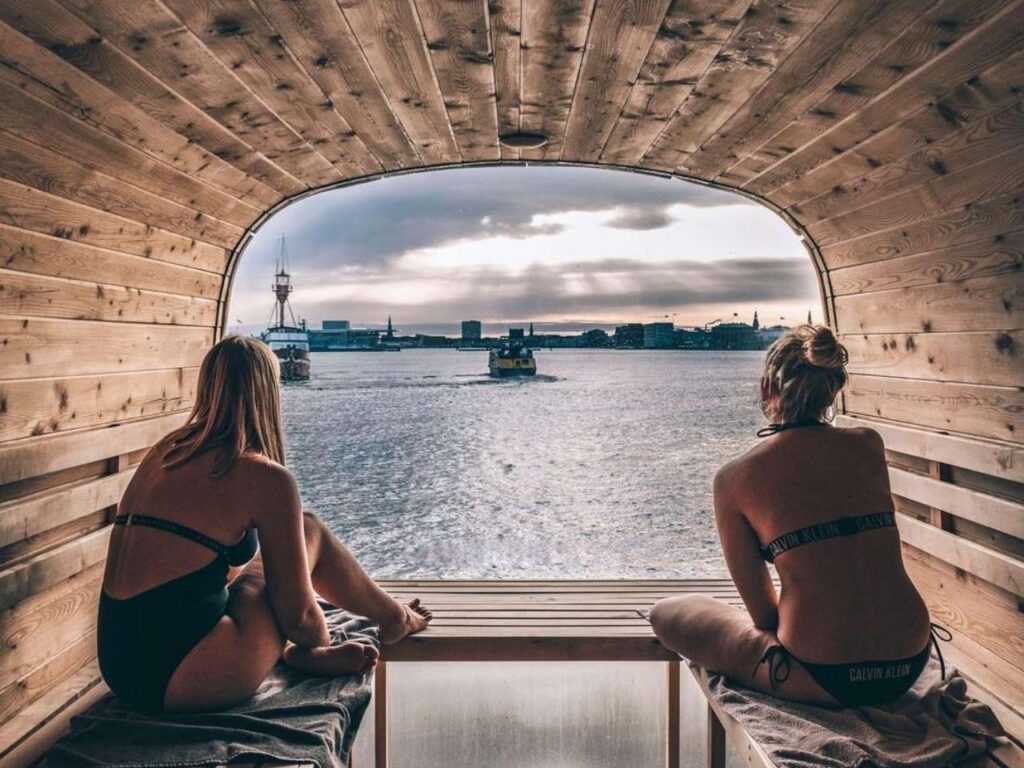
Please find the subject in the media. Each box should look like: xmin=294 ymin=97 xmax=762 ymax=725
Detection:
xmin=271 ymin=236 xmax=296 ymax=328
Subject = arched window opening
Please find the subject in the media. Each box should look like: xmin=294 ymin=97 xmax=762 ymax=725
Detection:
xmin=229 ymin=165 xmax=821 ymax=581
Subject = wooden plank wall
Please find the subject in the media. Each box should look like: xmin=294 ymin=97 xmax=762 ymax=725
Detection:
xmin=0 ymin=0 xmax=1021 ymax=757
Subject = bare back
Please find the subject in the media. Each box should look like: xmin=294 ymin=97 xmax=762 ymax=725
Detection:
xmin=716 ymin=425 xmax=930 ymax=662
xmin=102 ymin=444 xmax=266 ymax=600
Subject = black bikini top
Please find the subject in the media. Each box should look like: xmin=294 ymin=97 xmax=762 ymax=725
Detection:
xmin=756 ymin=417 xmax=827 ymax=438
xmin=760 ymin=512 xmax=897 ymax=562
xmin=113 ymin=513 xmax=259 ymax=567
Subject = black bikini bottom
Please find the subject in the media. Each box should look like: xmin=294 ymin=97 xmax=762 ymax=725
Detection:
xmin=98 ymin=561 xmax=230 ymax=711
xmin=755 ymin=625 xmax=950 ymax=708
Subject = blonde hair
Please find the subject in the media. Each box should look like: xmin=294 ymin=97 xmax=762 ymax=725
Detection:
xmin=160 ymin=336 xmax=285 ymax=476
xmin=760 ymin=324 xmax=848 ymax=424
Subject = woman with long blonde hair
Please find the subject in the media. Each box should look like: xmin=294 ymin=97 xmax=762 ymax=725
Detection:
xmin=651 ymin=325 xmax=942 ymax=707
xmin=98 ymin=336 xmax=431 ymax=712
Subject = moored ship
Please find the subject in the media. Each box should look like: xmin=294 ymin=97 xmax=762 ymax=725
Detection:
xmin=261 ymin=237 xmax=310 ymax=381
xmin=488 ymin=335 xmax=537 ymax=377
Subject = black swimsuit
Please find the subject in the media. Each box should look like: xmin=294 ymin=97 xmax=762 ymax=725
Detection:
xmin=97 ymin=513 xmax=258 ymax=711
xmin=752 ymin=420 xmax=948 ymax=707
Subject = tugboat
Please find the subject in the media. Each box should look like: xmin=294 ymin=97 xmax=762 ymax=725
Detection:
xmin=488 ymin=330 xmax=536 ymax=377
xmin=261 ymin=236 xmax=310 ymax=381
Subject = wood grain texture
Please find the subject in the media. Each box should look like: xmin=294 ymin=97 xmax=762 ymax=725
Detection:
xmin=340 ymin=0 xmax=462 ymax=165
xmin=843 ymin=331 xmax=1022 ymax=387
xmin=904 ymin=546 xmax=1024 ymax=671
xmin=0 ymin=269 xmax=218 ymax=326
xmin=0 ymin=317 xmax=213 ymax=380
xmin=890 ymin=466 xmax=1024 ymax=540
xmin=488 ymin=0 xmax=523 ymax=160
xmin=0 ymin=471 xmax=131 ymax=550
xmin=845 ymin=374 xmax=1024 ymax=442
xmin=820 ymin=189 xmax=1024 ymax=270
xmin=0 ymin=225 xmax=223 ymax=300
xmin=681 ymin=0 xmax=928 ymax=180
xmin=560 ymin=0 xmax=672 ymax=163
xmin=0 ymin=367 xmax=198 ymax=441
xmin=0 ymin=129 xmax=244 ymax=249
xmin=640 ymin=0 xmax=840 ymax=173
xmin=771 ymin=45 xmax=1024 ymax=210
xmin=415 ymin=0 xmax=501 ymax=162
xmin=0 ymin=529 xmax=107 ymax=612
xmin=834 ymin=273 xmax=1023 ymax=334
xmin=0 ymin=77 xmax=261 ymax=229
xmin=0 ymin=10 xmax=290 ymax=204
xmin=252 ymin=0 xmax=422 ymax=171
xmin=600 ymin=0 xmax=753 ymax=167
xmin=897 ymin=512 xmax=1024 ymax=597
xmin=157 ymin=0 xmax=377 ymax=178
xmin=43 ymin=0 xmax=339 ymax=188
xmin=519 ymin=0 xmax=597 ymax=160
xmin=829 ymin=231 xmax=1024 ymax=296
xmin=742 ymin=0 xmax=1024 ymax=194
xmin=0 ymin=178 xmax=228 ymax=274
xmin=0 ymin=412 xmax=186 ymax=485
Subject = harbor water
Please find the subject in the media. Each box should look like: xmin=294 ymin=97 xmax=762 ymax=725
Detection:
xmin=283 ymin=348 xmax=767 ymax=579
xmin=284 ymin=348 xmax=764 ymax=767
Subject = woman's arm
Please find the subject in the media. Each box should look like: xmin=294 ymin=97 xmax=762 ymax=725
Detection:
xmin=713 ymin=467 xmax=779 ymax=631
xmin=250 ymin=463 xmax=330 ymax=647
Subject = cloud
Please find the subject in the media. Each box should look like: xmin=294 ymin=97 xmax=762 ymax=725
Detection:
xmin=229 ymin=165 xmax=816 ymax=333
xmin=605 ymin=207 xmax=676 ymax=230
xmin=241 ymin=166 xmax=748 ymax=272
xmin=295 ymin=257 xmax=817 ymax=323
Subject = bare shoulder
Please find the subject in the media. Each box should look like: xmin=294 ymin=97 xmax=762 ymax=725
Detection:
xmin=234 ymin=454 xmax=299 ymax=500
xmin=713 ymin=454 xmax=748 ymax=501
xmin=841 ymin=425 xmax=885 ymax=453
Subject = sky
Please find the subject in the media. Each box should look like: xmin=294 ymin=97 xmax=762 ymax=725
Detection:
xmin=229 ymin=166 xmax=821 ymax=336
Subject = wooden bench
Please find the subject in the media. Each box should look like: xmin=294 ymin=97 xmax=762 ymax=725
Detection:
xmin=376 ymin=580 xmax=1023 ymax=768
xmin=6 ymin=579 xmax=1022 ymax=768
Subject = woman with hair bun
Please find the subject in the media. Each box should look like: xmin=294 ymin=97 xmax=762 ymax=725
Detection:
xmin=650 ymin=325 xmax=945 ymax=707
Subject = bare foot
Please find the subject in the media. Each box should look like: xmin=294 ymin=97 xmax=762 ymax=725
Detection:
xmin=379 ymin=598 xmax=433 ymax=644
xmin=283 ymin=640 xmax=380 ymax=676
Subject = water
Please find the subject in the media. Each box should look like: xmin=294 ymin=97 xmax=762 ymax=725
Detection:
xmin=283 ymin=349 xmax=766 ymax=579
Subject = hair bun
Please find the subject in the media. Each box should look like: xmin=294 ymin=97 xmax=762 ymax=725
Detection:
xmin=802 ymin=325 xmax=848 ymax=370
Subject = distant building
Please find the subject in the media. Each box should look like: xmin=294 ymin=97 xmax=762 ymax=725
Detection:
xmin=385 ymin=315 xmax=395 ymax=341
xmin=674 ymin=327 xmax=709 ymax=349
xmin=461 ymin=320 xmax=482 ymax=342
xmin=613 ymin=324 xmax=644 ymax=349
xmin=413 ymin=334 xmax=451 ymax=348
xmin=579 ymin=328 xmax=611 ymax=347
xmin=508 ymin=328 xmax=525 ymax=340
xmin=711 ymin=322 xmax=759 ymax=350
xmin=643 ymin=322 xmax=675 ymax=349
xmin=759 ymin=324 xmax=788 ymax=344
xmin=308 ymin=321 xmax=380 ymax=350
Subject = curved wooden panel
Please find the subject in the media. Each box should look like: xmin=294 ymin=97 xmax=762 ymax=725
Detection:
xmin=0 ymin=0 xmax=1020 ymax=744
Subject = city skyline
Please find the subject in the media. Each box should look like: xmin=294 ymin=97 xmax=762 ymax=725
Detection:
xmin=229 ymin=166 xmax=820 ymax=335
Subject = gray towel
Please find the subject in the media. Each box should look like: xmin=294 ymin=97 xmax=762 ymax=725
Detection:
xmin=705 ymin=659 xmax=1007 ymax=767
xmin=49 ymin=608 xmax=378 ymax=768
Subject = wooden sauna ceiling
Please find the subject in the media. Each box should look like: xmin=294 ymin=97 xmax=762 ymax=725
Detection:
xmin=0 ymin=0 xmax=1021 ymax=223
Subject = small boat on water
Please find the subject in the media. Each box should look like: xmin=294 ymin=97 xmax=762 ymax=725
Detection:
xmin=489 ymin=336 xmax=536 ymax=377
xmin=261 ymin=236 xmax=310 ymax=382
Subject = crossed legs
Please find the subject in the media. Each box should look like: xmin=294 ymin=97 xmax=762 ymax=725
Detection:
xmin=164 ymin=511 xmax=431 ymax=711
